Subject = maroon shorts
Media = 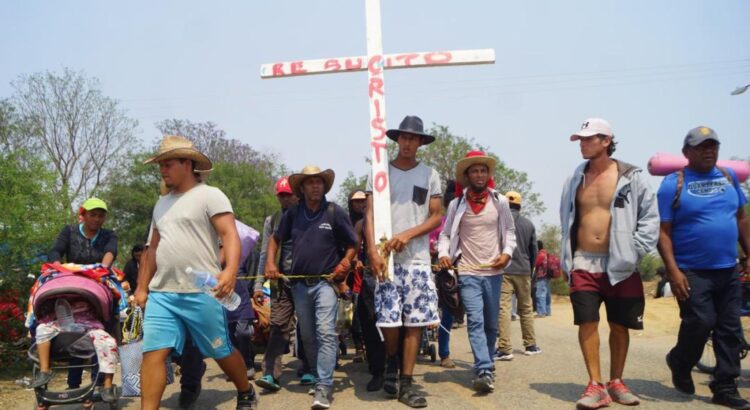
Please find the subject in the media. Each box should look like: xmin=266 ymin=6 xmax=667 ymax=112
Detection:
xmin=569 ymin=270 xmax=645 ymax=329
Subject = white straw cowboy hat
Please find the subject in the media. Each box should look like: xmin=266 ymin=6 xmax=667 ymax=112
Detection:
xmin=289 ymin=165 xmax=335 ymax=198
xmin=144 ymin=135 xmax=213 ymax=172
xmin=455 ymin=150 xmax=497 ymax=188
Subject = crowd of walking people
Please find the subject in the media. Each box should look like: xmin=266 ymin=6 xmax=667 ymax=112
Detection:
xmin=29 ymin=116 xmax=750 ymax=410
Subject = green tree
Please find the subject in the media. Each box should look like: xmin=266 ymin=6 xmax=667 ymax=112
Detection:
xmin=638 ymin=252 xmax=663 ymax=282
xmin=0 ymin=100 xmax=27 ymax=153
xmin=336 ymin=172 xmax=369 ymax=207
xmin=0 ymin=149 xmax=67 ymax=285
xmin=11 ymin=68 xmax=139 ymax=214
xmin=537 ymin=224 xmax=561 ymax=256
xmin=207 ymin=163 xmax=278 ymax=231
xmin=154 ymin=119 xmax=286 ymax=178
xmin=98 ymin=152 xmax=162 ymax=265
xmin=385 ymin=124 xmax=545 ymax=216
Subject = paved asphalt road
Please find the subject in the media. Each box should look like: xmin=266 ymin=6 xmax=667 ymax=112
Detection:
xmin=15 ymin=301 xmax=750 ymax=409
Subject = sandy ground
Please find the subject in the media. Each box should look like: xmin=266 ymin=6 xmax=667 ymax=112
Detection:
xmin=4 ymin=284 xmax=750 ymax=409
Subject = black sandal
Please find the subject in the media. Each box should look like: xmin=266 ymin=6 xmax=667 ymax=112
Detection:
xmin=398 ymin=381 xmax=427 ymax=408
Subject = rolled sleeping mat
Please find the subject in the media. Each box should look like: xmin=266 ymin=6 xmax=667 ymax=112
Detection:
xmin=647 ymin=152 xmax=750 ymax=182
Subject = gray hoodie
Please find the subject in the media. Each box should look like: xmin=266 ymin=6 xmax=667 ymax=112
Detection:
xmin=559 ymin=160 xmax=659 ymax=285
xmin=504 ymin=209 xmax=538 ymax=276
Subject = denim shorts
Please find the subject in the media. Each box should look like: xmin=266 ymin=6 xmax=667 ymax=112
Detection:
xmin=143 ymin=292 xmax=233 ymax=359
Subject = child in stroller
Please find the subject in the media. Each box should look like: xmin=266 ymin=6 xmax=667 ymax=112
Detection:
xmin=32 ymin=297 xmax=118 ymax=398
xmin=27 ymin=263 xmax=125 ymax=409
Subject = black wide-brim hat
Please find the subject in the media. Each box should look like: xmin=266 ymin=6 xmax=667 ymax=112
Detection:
xmin=386 ymin=115 xmax=436 ymax=145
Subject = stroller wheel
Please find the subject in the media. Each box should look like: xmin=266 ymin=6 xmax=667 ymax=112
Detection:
xmin=429 ymin=344 xmax=437 ymax=363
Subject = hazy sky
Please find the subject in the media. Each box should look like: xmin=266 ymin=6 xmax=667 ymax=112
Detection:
xmin=2 ymin=1 xmax=749 ymax=226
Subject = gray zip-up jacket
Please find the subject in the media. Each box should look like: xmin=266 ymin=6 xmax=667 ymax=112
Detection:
xmin=559 ymin=160 xmax=659 ymax=285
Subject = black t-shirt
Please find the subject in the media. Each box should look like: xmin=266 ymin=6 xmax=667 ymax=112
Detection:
xmin=48 ymin=224 xmax=118 ymax=265
xmin=275 ymin=200 xmax=356 ymax=276
xmin=123 ymin=259 xmax=139 ymax=292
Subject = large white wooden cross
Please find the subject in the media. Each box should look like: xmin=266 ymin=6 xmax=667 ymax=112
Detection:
xmin=260 ymin=0 xmax=495 ymax=280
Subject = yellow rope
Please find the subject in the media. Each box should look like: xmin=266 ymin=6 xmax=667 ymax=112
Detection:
xmin=236 ymin=263 xmax=497 ymax=281
xmin=235 ymin=234 xmax=497 ymax=282
xmin=237 ymin=274 xmax=330 ymax=281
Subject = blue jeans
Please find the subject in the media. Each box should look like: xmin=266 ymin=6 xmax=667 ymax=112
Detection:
xmin=459 ymin=274 xmax=502 ymax=374
xmin=67 ymin=358 xmax=98 ymax=388
xmin=438 ymin=310 xmax=454 ymax=359
xmin=535 ymin=278 xmax=551 ymax=316
xmin=291 ymin=281 xmax=338 ymax=388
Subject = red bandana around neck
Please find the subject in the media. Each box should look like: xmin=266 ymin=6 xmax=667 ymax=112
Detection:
xmin=466 ymin=189 xmax=489 ymax=214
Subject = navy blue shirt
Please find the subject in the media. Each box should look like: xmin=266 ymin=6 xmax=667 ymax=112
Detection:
xmin=275 ymin=199 xmax=357 ymax=276
xmin=657 ymin=167 xmax=747 ymax=270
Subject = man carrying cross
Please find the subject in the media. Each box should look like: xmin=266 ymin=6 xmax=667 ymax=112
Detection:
xmin=366 ymin=115 xmax=443 ymax=408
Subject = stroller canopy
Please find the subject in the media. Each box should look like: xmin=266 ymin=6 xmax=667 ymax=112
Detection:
xmin=33 ymin=266 xmax=113 ymax=323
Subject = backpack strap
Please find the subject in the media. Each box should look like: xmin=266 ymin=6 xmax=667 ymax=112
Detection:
xmin=327 ymin=202 xmax=338 ymax=234
xmin=671 ymin=169 xmax=685 ymax=210
xmin=672 ymin=166 xmax=735 ymax=210
xmin=270 ymin=210 xmax=282 ymax=233
xmin=717 ymin=166 xmax=734 ymax=185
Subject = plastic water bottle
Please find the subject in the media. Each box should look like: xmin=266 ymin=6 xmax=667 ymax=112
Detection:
xmin=186 ymin=267 xmax=241 ymax=311
xmin=55 ymin=299 xmax=84 ymax=331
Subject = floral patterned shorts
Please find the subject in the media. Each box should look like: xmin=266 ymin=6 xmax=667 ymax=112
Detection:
xmin=375 ymin=263 xmax=439 ymax=327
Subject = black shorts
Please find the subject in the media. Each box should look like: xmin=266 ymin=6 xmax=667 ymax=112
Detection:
xmin=269 ymin=282 xmax=296 ymax=333
xmin=570 ymin=270 xmax=645 ymax=330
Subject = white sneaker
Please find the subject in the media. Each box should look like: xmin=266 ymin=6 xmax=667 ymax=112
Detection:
xmin=494 ymin=349 xmax=514 ymax=361
xmin=524 ymin=345 xmax=542 ymax=356
xmin=311 ymin=386 xmax=331 ymax=409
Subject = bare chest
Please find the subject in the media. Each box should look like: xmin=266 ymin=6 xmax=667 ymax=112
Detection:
xmin=576 ymin=170 xmax=618 ymax=211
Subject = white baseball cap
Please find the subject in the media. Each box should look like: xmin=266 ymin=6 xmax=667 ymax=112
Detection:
xmin=570 ymin=118 xmax=613 ymax=141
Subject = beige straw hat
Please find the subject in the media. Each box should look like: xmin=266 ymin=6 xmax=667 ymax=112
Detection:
xmin=288 ymin=165 xmax=335 ymax=198
xmin=144 ymin=135 xmax=212 ymax=172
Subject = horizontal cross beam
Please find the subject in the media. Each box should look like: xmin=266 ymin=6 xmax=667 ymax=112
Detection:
xmin=261 ymin=48 xmax=495 ymax=79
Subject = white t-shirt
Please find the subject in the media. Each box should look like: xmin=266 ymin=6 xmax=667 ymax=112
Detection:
xmin=149 ymin=183 xmax=233 ymax=292
xmin=368 ymin=162 xmax=442 ymax=266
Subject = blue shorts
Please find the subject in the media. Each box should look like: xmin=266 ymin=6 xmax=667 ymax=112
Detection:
xmin=143 ymin=292 xmax=233 ymax=359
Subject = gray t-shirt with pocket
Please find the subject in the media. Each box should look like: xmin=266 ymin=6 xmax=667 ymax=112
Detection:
xmin=368 ymin=162 xmax=442 ymax=266
xmin=149 ymin=183 xmax=233 ymax=293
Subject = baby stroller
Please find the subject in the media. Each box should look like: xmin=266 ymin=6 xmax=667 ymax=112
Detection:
xmin=419 ymin=326 xmax=438 ymax=363
xmin=27 ymin=264 xmax=122 ymax=410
